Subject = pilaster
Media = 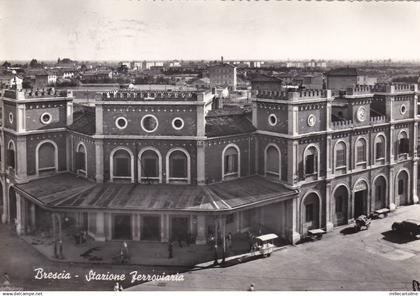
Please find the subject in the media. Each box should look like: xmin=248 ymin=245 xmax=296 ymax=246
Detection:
xmin=95 ymin=139 xmax=104 ymax=183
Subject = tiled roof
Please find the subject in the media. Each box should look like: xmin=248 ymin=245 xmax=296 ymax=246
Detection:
xmin=68 ymin=105 xmax=96 ymax=135
xmin=15 ymin=174 xmax=297 ymax=213
xmin=205 ymin=114 xmax=255 ymax=137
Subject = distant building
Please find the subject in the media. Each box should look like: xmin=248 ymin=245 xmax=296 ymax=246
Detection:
xmin=357 ymin=75 xmax=378 ymax=86
xmin=209 ymin=63 xmax=237 ymax=91
xmin=251 ymin=74 xmax=283 ymax=92
xmin=326 ymin=67 xmax=358 ymax=91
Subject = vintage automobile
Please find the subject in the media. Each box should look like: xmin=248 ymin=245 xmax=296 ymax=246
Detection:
xmin=250 ymin=233 xmax=278 ymax=258
xmin=354 ymin=215 xmax=371 ymax=232
xmin=391 ymin=219 xmax=420 ymax=238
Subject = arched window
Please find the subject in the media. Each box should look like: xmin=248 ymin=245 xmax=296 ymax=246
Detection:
xmin=7 ymin=140 xmax=15 ymax=170
xmin=304 ymin=145 xmax=318 ymax=176
xmin=355 ymin=138 xmax=367 ymax=164
xmin=265 ymin=144 xmax=280 ymax=178
xmin=111 ymin=148 xmax=133 ymax=182
xmin=75 ymin=143 xmax=87 ymax=176
xmin=223 ymin=145 xmax=240 ymax=180
xmin=335 ymin=141 xmax=346 ymax=169
xmin=167 ymin=149 xmax=190 ymax=184
xmin=36 ymin=141 xmax=58 ymax=174
xmin=139 ymin=149 xmax=161 ymax=183
xmin=398 ymin=131 xmax=409 ymax=155
xmin=375 ymin=134 xmax=386 ymax=161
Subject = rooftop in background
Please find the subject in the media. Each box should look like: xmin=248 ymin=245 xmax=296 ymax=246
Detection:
xmin=327 ymin=67 xmax=358 ymax=76
xmin=15 ymin=173 xmax=297 ymax=213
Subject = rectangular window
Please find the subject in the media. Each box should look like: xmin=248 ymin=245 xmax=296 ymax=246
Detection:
xmin=143 ymin=158 xmax=158 ymax=178
xmin=115 ymin=158 xmax=130 ymax=177
xmin=376 ymin=142 xmax=384 ymax=159
xmin=7 ymin=149 xmax=15 ymax=169
xmin=224 ymin=154 xmax=238 ymax=174
xmin=171 ymin=158 xmax=187 ymax=178
xmin=336 ymin=150 xmax=346 ymax=167
xmin=305 ymin=204 xmax=314 ymax=222
xmin=305 ymin=154 xmax=315 ymax=175
xmin=356 ymin=146 xmax=366 ymax=163
xmin=398 ymin=179 xmax=404 ymax=195
xmin=75 ymin=152 xmax=85 ymax=171
xmin=399 ymin=139 xmax=409 ymax=154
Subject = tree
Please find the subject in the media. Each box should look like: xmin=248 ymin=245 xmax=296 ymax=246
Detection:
xmin=2 ymin=61 xmax=11 ymax=68
xmin=29 ymin=59 xmax=40 ymax=68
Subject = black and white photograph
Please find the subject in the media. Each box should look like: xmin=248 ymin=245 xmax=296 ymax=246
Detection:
xmin=1 ymin=0 xmax=420 ymax=293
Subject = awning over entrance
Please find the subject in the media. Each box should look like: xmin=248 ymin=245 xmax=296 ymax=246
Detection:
xmin=15 ymin=173 xmax=298 ymax=213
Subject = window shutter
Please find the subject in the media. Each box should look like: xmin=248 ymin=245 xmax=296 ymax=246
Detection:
xmin=7 ymin=149 xmax=15 ymax=169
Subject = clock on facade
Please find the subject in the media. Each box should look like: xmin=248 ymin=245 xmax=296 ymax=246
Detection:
xmin=307 ymin=114 xmax=316 ymax=127
xmin=356 ymin=106 xmax=367 ymax=122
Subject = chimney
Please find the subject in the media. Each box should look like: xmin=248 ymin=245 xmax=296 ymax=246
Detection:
xmin=221 ymin=56 xmax=224 ymax=64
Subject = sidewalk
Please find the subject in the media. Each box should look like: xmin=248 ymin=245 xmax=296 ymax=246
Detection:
xmin=20 ymin=231 xmax=288 ymax=267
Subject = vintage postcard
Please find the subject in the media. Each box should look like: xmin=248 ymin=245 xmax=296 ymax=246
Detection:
xmin=0 ymin=0 xmax=420 ymax=293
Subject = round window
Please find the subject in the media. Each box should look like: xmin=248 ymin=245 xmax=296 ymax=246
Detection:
xmin=115 ymin=117 xmax=128 ymax=129
xmin=172 ymin=117 xmax=184 ymax=130
xmin=141 ymin=115 xmax=158 ymax=133
xmin=268 ymin=114 xmax=277 ymax=126
xmin=40 ymin=112 xmax=52 ymax=124
xmin=400 ymin=104 xmax=407 ymax=115
xmin=8 ymin=112 xmax=13 ymax=124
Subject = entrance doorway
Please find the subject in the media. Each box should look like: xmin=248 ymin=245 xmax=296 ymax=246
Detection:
xmin=354 ymin=190 xmax=367 ymax=218
xmin=396 ymin=170 xmax=409 ymax=206
xmin=113 ymin=214 xmax=132 ymax=240
xmin=302 ymin=193 xmax=320 ymax=234
xmin=333 ymin=186 xmax=348 ymax=226
xmin=171 ymin=216 xmax=189 ymax=242
xmin=141 ymin=216 xmax=161 ymax=241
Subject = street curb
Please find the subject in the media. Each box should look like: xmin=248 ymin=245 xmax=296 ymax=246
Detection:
xmin=193 ymin=245 xmax=288 ymax=269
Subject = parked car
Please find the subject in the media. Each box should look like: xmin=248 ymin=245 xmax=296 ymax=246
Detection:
xmin=391 ymin=219 xmax=420 ymax=238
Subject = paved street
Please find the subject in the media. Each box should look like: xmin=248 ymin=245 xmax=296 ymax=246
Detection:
xmin=0 ymin=224 xmax=187 ymax=291
xmin=1 ymin=204 xmax=420 ymax=291
xmin=130 ymin=204 xmax=420 ymax=291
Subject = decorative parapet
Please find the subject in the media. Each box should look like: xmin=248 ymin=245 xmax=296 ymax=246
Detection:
xmin=3 ymin=88 xmax=71 ymax=100
xmin=373 ymin=83 xmax=417 ymax=94
xmin=255 ymin=89 xmax=332 ymax=100
xmin=370 ymin=115 xmax=386 ymax=124
xmin=99 ymin=90 xmax=199 ymax=101
xmin=345 ymin=85 xmax=373 ymax=95
xmin=331 ymin=120 xmax=353 ymax=129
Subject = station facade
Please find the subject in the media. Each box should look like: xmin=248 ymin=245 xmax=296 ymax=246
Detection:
xmin=0 ymin=83 xmax=418 ymax=245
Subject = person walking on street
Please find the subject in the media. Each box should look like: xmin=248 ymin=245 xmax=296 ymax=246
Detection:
xmin=120 ymin=241 xmax=129 ymax=264
xmin=2 ymin=273 xmax=10 ymax=287
xmin=168 ymin=241 xmax=173 ymax=259
xmin=248 ymin=283 xmax=255 ymax=291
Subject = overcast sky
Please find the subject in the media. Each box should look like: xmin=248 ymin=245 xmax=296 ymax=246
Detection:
xmin=1 ymin=0 xmax=420 ymax=61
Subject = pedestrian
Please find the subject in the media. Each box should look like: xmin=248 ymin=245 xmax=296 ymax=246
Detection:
xmin=58 ymin=239 xmax=64 ymax=259
xmin=248 ymin=283 xmax=255 ymax=291
xmin=2 ymin=273 xmax=10 ymax=287
xmin=213 ymin=244 xmax=219 ymax=266
xmin=114 ymin=282 xmax=123 ymax=291
xmin=226 ymin=232 xmax=232 ymax=251
xmin=120 ymin=241 xmax=129 ymax=263
xmin=168 ymin=241 xmax=173 ymax=259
